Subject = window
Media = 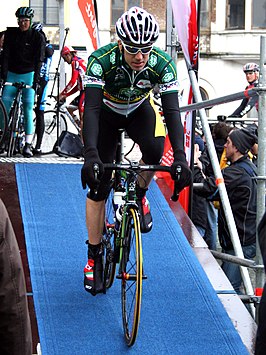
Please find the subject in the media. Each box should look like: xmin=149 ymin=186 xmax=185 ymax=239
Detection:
xmin=226 ymin=0 xmax=245 ymax=30
xmin=200 ymin=0 xmax=210 ymax=30
xmin=30 ymin=0 xmax=59 ymax=26
xmin=252 ymin=0 xmax=266 ymax=29
xmin=111 ymin=0 xmax=142 ymax=26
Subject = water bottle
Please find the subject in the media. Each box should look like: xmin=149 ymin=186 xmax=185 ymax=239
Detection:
xmin=113 ymin=188 xmax=125 ymax=228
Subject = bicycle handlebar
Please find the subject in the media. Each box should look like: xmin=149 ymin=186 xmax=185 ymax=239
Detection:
xmin=103 ymin=162 xmax=182 ymax=202
xmin=4 ymin=81 xmax=32 ymax=90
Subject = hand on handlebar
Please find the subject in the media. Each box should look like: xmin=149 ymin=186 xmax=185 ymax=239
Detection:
xmin=81 ymin=149 xmax=104 ymax=190
xmin=170 ymin=150 xmax=192 ymax=198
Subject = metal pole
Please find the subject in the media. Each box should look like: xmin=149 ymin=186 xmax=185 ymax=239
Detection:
xmin=188 ymin=67 xmax=255 ymax=316
xmin=57 ymin=0 xmax=65 ymax=91
xmin=166 ymin=0 xmax=173 ymax=56
xmin=256 ymin=36 xmax=266 ymax=298
xmin=180 ymin=88 xmax=258 ymax=113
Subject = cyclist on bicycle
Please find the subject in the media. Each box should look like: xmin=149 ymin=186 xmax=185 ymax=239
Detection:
xmin=81 ymin=7 xmax=192 ymax=296
xmin=229 ymin=62 xmax=259 ymax=118
xmin=31 ymin=22 xmax=54 ymax=155
xmin=0 ymin=7 xmax=46 ymax=157
xmin=58 ymin=46 xmax=87 ymax=132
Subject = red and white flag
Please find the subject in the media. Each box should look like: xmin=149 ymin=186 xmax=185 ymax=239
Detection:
xmin=78 ymin=0 xmax=100 ymax=51
xmin=159 ymin=0 xmax=199 ymax=212
xmin=171 ymin=0 xmax=199 ymax=164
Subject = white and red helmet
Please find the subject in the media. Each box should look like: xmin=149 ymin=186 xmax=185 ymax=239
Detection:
xmin=61 ymin=46 xmax=76 ymax=56
xmin=243 ymin=63 xmax=260 ymax=73
xmin=116 ymin=7 xmax=159 ymax=46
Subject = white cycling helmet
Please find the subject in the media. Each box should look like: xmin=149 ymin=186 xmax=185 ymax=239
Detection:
xmin=243 ymin=63 xmax=260 ymax=72
xmin=116 ymin=7 xmax=159 ymax=46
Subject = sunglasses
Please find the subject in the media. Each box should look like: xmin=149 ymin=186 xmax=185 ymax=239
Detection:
xmin=122 ymin=42 xmax=153 ymax=55
xmin=18 ymin=18 xmax=30 ymax=23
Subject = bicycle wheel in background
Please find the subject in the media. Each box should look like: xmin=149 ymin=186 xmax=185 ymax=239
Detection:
xmin=34 ymin=110 xmax=67 ymax=154
xmin=120 ymin=207 xmax=143 ymax=347
xmin=6 ymin=104 xmax=19 ymax=157
xmin=102 ymin=189 xmax=117 ymax=291
xmin=0 ymin=99 xmax=8 ymax=150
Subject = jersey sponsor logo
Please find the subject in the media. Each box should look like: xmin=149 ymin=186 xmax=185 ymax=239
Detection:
xmin=110 ymin=52 xmax=116 ymax=64
xmin=91 ymin=63 xmax=103 ymax=76
xmin=136 ymin=79 xmax=152 ymax=89
xmin=162 ymin=72 xmax=174 ymax=83
xmin=159 ymin=80 xmax=179 ymax=92
xmin=148 ymin=54 xmax=158 ymax=67
xmin=114 ymin=68 xmax=126 ymax=81
xmin=83 ymin=75 xmax=103 ymax=86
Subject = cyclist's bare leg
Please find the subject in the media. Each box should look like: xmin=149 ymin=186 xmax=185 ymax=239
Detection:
xmin=137 ymin=159 xmax=155 ymax=189
xmin=86 ymin=198 xmax=105 ymax=245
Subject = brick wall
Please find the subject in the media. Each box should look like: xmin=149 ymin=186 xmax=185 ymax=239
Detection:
xmin=143 ymin=0 xmax=166 ymax=31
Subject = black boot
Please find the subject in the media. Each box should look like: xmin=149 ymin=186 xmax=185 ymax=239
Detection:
xmin=22 ymin=143 xmax=33 ymax=158
xmin=84 ymin=242 xmax=103 ymax=296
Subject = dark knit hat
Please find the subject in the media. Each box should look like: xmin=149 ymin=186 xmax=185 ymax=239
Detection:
xmin=229 ymin=128 xmax=257 ymax=155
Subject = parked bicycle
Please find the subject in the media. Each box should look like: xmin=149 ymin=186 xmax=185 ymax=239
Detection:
xmin=99 ymin=131 xmax=180 ymax=346
xmin=0 ymin=86 xmax=8 ymax=151
xmin=0 ymin=82 xmax=31 ymax=157
xmin=32 ymin=96 xmax=81 ymax=155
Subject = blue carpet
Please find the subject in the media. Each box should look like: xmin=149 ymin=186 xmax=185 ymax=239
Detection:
xmin=16 ymin=164 xmax=248 ymax=355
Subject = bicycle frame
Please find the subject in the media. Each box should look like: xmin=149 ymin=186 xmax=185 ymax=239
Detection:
xmin=2 ymin=82 xmax=32 ymax=157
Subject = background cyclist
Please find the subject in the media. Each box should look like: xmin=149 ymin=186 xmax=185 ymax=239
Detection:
xmin=81 ymin=7 xmax=192 ymax=296
xmin=229 ymin=62 xmax=259 ymax=118
xmin=31 ymin=22 xmax=54 ymax=155
xmin=58 ymin=46 xmax=87 ymax=133
xmin=0 ymin=7 xmax=45 ymax=157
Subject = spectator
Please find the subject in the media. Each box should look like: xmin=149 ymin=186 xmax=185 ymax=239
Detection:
xmin=229 ymin=63 xmax=259 ymax=118
xmin=58 ymin=46 xmax=87 ymax=133
xmin=0 ymin=7 xmax=45 ymax=157
xmin=0 ymin=198 xmax=32 ymax=355
xmin=192 ymin=134 xmax=208 ymax=238
xmin=196 ymin=122 xmax=233 ymax=250
xmin=31 ymin=22 xmax=54 ymax=155
xmin=194 ymin=128 xmax=257 ymax=293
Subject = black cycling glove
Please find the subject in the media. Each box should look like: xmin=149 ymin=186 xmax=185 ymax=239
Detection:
xmin=171 ymin=150 xmax=192 ymax=190
xmin=81 ymin=148 xmax=104 ymax=190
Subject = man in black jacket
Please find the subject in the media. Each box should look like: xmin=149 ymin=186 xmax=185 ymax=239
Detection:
xmin=0 ymin=7 xmax=45 ymax=157
xmin=194 ymin=128 xmax=258 ymax=293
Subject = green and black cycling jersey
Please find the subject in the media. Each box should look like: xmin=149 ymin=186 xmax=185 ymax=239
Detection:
xmin=83 ymin=42 xmax=185 ymax=159
xmin=84 ymin=42 xmax=179 ymax=116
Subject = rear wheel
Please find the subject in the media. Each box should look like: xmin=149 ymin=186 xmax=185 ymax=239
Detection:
xmin=35 ymin=110 xmax=67 ymax=154
xmin=120 ymin=207 xmax=142 ymax=347
xmin=0 ymin=99 xmax=8 ymax=151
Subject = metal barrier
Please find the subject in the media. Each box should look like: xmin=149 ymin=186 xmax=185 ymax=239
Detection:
xmin=183 ymin=36 xmax=266 ymax=318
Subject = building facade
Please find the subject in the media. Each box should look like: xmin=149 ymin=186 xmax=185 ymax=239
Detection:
xmin=0 ymin=0 xmax=265 ymax=117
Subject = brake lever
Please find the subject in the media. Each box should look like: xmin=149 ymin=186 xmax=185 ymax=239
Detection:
xmin=171 ymin=165 xmax=182 ymax=201
xmin=93 ymin=163 xmax=100 ymax=195
xmin=171 ymin=181 xmax=180 ymax=202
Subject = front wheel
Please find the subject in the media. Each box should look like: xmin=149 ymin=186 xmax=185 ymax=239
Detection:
xmin=6 ymin=105 xmax=19 ymax=157
xmin=120 ymin=207 xmax=142 ymax=347
xmin=102 ymin=191 xmax=117 ymax=291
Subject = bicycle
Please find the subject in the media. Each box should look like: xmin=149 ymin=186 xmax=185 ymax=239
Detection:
xmin=32 ymin=96 xmax=81 ymax=155
xmin=0 ymin=85 xmax=8 ymax=151
xmin=0 ymin=82 xmax=32 ymax=157
xmin=99 ymin=133 xmax=180 ymax=346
